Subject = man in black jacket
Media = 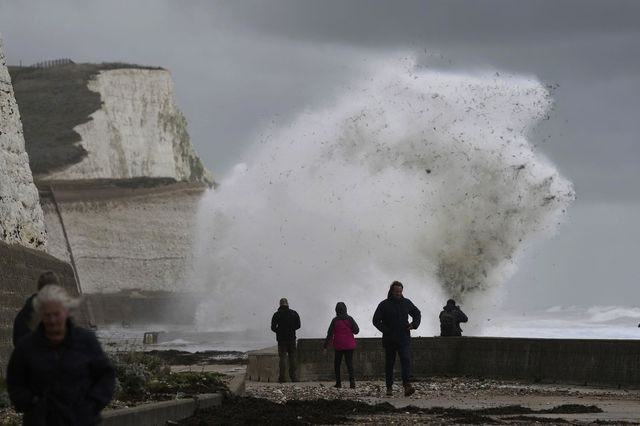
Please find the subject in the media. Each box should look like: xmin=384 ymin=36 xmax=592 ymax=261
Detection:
xmin=271 ymin=298 xmax=301 ymax=382
xmin=439 ymin=299 xmax=468 ymax=337
xmin=372 ymin=281 xmax=421 ymax=397
xmin=12 ymin=271 xmax=60 ymax=346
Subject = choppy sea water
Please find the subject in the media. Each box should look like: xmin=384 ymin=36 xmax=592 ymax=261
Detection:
xmin=96 ymin=305 xmax=640 ymax=353
xmin=96 ymin=326 xmax=272 ymax=353
xmin=476 ymin=305 xmax=640 ymax=340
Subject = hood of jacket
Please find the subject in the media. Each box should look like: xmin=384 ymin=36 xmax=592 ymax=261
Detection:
xmin=335 ymin=302 xmax=348 ymax=317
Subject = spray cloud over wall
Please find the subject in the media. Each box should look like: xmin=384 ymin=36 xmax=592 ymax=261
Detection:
xmin=191 ymin=56 xmax=574 ymax=336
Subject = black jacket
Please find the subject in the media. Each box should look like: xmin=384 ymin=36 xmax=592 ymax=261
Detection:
xmin=12 ymin=294 xmax=36 ymax=347
xmin=439 ymin=305 xmax=468 ymax=337
xmin=271 ymin=306 xmax=301 ymax=342
xmin=372 ymin=293 xmax=421 ymax=347
xmin=6 ymin=320 xmax=116 ymax=426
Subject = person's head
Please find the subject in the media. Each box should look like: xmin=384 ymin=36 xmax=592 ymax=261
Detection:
xmin=37 ymin=270 xmax=60 ymax=290
xmin=335 ymin=302 xmax=347 ymax=315
xmin=279 ymin=298 xmax=289 ymax=308
xmin=389 ymin=281 xmax=404 ymax=299
xmin=444 ymin=298 xmax=458 ymax=311
xmin=33 ymin=285 xmax=80 ymax=342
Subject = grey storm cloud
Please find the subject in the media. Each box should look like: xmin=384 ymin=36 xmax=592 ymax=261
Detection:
xmin=208 ymin=0 xmax=640 ymax=45
xmin=2 ymin=0 xmax=639 ymax=197
xmin=1 ymin=0 xmax=639 ymax=308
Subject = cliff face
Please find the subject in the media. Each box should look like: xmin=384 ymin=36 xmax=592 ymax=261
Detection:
xmin=44 ymin=69 xmax=211 ymax=183
xmin=10 ymin=65 xmax=212 ymax=184
xmin=0 ymin=35 xmax=82 ymax=371
xmin=0 ymin=35 xmax=47 ymax=249
xmin=6 ymin=61 xmax=214 ymax=311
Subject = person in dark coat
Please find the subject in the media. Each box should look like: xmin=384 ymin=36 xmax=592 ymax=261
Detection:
xmin=372 ymin=281 xmax=421 ymax=397
xmin=271 ymin=298 xmax=301 ymax=382
xmin=7 ymin=285 xmax=115 ymax=426
xmin=12 ymin=271 xmax=60 ymax=347
xmin=324 ymin=302 xmax=360 ymax=388
xmin=439 ymin=299 xmax=468 ymax=337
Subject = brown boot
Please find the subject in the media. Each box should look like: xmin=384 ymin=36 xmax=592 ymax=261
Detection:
xmin=404 ymin=383 xmax=415 ymax=396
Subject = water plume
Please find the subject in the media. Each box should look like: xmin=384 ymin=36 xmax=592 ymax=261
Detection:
xmin=190 ymin=56 xmax=574 ymax=336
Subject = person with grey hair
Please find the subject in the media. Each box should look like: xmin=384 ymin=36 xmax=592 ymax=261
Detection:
xmin=6 ymin=285 xmax=115 ymax=425
xmin=12 ymin=270 xmax=60 ymax=346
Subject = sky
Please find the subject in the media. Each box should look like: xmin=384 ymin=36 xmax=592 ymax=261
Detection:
xmin=1 ymin=0 xmax=639 ymax=311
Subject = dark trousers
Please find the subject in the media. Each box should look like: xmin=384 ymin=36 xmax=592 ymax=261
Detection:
xmin=384 ymin=344 xmax=410 ymax=387
xmin=334 ymin=350 xmax=354 ymax=383
xmin=278 ymin=341 xmax=297 ymax=381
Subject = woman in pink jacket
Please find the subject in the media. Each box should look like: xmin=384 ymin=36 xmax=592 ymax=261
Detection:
xmin=324 ymin=302 xmax=360 ymax=388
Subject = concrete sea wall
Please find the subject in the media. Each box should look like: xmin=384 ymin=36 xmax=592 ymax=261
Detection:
xmin=248 ymin=337 xmax=640 ymax=388
xmin=40 ymin=181 xmax=206 ymax=294
xmin=86 ymin=290 xmax=205 ymax=326
xmin=0 ymin=240 xmax=83 ymax=375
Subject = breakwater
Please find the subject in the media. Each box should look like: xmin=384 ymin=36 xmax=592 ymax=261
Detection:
xmin=248 ymin=337 xmax=640 ymax=388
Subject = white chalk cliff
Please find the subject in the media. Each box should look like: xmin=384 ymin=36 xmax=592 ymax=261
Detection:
xmin=42 ymin=68 xmax=212 ymax=183
xmin=0 ymin=34 xmax=46 ymax=249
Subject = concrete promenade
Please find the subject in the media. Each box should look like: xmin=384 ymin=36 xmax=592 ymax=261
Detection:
xmin=245 ymin=337 xmax=640 ymax=422
xmin=245 ymin=379 xmax=640 ymax=423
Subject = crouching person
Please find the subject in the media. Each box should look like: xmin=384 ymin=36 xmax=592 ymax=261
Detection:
xmin=7 ymin=285 xmax=115 ymax=425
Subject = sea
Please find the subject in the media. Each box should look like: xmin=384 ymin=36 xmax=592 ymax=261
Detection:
xmin=96 ymin=305 xmax=640 ymax=354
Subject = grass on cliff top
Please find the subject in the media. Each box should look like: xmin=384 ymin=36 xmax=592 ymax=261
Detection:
xmin=8 ymin=63 xmax=164 ymax=176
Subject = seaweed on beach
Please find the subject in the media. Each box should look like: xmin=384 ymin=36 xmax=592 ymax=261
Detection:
xmin=179 ymin=397 xmax=397 ymax=425
xmin=180 ymin=398 xmax=607 ymax=425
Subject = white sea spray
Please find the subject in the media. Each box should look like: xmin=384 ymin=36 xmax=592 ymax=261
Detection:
xmin=190 ymin=56 xmax=574 ymax=336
